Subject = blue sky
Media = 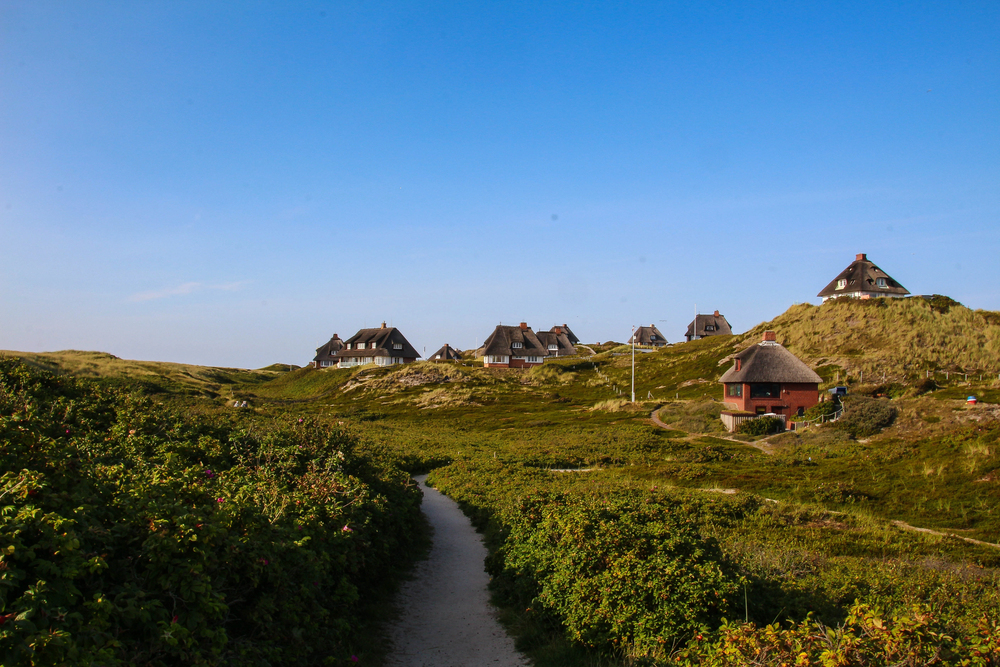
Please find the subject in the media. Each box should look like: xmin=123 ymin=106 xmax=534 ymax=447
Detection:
xmin=2 ymin=1 xmax=998 ymax=367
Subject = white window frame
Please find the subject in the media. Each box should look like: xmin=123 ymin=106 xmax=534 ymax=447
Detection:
xmin=836 ymin=279 xmax=847 ymax=290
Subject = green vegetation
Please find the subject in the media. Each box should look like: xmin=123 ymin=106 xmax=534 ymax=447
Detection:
xmin=5 ymin=296 xmax=1000 ymax=665
xmin=0 ymin=358 xmax=424 ymax=666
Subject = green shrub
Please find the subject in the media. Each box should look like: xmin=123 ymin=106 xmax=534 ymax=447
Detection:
xmin=838 ymin=396 xmax=898 ymax=437
xmin=735 ymin=415 xmax=784 ymax=436
xmin=0 ymin=359 xmax=422 ymax=666
xmin=797 ymin=400 xmax=839 ymax=422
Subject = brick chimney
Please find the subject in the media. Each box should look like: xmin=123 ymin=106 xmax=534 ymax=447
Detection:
xmin=856 ymin=253 xmax=867 ymax=261
xmin=380 ymin=321 xmax=386 ymax=329
xmin=713 ymin=310 xmax=720 ymax=317
xmin=519 ymin=322 xmax=527 ymax=330
xmin=762 ymin=331 xmax=776 ymax=342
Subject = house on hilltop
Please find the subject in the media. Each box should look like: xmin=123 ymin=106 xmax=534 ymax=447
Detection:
xmin=479 ymin=323 xmax=548 ymax=368
xmin=719 ymin=331 xmax=822 ymax=428
xmin=536 ymin=328 xmax=577 ymax=357
xmin=628 ymin=325 xmax=667 ymax=347
xmin=336 ymin=322 xmax=420 ymax=368
xmin=685 ymin=311 xmax=733 ymax=342
xmin=549 ymin=324 xmax=580 ymax=345
xmin=312 ymin=334 xmax=345 ymax=368
xmin=818 ymin=253 xmax=910 ymax=302
xmin=429 ymin=344 xmax=462 ymax=362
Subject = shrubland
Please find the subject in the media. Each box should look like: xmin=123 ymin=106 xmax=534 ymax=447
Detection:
xmin=6 ymin=296 xmax=1000 ymax=666
xmin=0 ymin=358 xmax=423 ymax=666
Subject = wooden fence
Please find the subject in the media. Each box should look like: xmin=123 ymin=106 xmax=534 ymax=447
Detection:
xmin=720 ymin=412 xmax=786 ymax=433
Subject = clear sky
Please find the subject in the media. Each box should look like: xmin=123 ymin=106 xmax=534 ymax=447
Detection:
xmin=2 ymin=1 xmax=998 ymax=367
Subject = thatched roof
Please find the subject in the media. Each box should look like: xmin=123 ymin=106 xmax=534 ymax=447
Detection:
xmin=536 ymin=330 xmax=577 ymax=356
xmin=817 ymin=253 xmax=909 ymax=298
xmin=338 ymin=323 xmax=420 ymax=359
xmin=685 ymin=312 xmax=733 ymax=340
xmin=481 ymin=324 xmax=547 ymax=358
xmin=549 ymin=324 xmax=580 ymax=345
xmin=430 ymin=344 xmax=462 ymax=361
xmin=628 ymin=325 xmax=667 ymax=346
xmin=313 ymin=334 xmax=344 ymax=362
xmin=719 ymin=332 xmax=822 ymax=384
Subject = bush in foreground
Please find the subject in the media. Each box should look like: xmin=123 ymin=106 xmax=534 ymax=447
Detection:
xmin=0 ymin=359 xmax=422 ymax=666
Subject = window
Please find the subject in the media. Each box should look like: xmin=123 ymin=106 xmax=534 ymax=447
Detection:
xmin=346 ymin=343 xmax=352 ymax=349
xmin=526 ymin=356 xmax=542 ymax=363
xmin=435 ymin=354 xmax=441 ymax=359
xmin=797 ymin=407 xmax=805 ymax=417
xmin=735 ymin=359 xmax=741 ymax=371
xmin=836 ymin=279 xmax=847 ymax=290
xmin=750 ymin=383 xmax=780 ymax=398
xmin=548 ymin=344 xmax=558 ymax=350
xmin=705 ymin=325 xmax=715 ymax=332
xmin=726 ymin=383 xmax=743 ymax=397
xmin=876 ymin=277 xmax=887 ymax=288
xmin=650 ymin=334 xmax=657 ymax=340
xmin=512 ymin=342 xmax=523 ymax=349
xmin=393 ymin=343 xmax=402 ymax=350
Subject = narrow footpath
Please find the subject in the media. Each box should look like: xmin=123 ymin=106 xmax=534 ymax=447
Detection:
xmin=385 ymin=475 xmax=528 ymax=667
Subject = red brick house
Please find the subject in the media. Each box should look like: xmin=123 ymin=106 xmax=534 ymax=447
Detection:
xmin=479 ymin=323 xmax=548 ymax=368
xmin=719 ymin=331 xmax=822 ymax=420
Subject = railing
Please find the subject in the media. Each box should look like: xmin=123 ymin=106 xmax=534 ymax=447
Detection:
xmin=789 ymin=407 xmax=844 ymax=431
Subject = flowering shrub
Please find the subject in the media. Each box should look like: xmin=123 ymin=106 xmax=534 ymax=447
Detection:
xmin=0 ymin=359 xmax=422 ymax=666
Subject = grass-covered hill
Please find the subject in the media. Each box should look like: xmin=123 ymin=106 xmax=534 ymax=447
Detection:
xmin=0 ymin=350 xmax=291 ymax=398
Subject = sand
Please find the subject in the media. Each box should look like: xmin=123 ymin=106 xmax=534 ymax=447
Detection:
xmin=385 ymin=475 xmax=528 ymax=667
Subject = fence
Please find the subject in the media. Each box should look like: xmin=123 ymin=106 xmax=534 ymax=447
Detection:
xmin=720 ymin=412 xmax=786 ymax=433
xmin=788 ymin=406 xmax=844 ymax=431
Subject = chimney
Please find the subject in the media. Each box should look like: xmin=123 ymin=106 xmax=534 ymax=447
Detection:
xmin=380 ymin=321 xmax=386 ymax=329
xmin=554 ymin=326 xmax=562 ymax=334
xmin=713 ymin=310 xmax=720 ymax=317
xmin=519 ymin=322 xmax=528 ymax=331
xmin=762 ymin=331 xmax=776 ymax=342
xmin=856 ymin=253 xmax=867 ymax=261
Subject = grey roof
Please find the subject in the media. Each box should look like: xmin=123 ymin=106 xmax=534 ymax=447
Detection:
xmin=430 ymin=344 xmax=462 ymax=361
xmin=481 ymin=324 xmax=548 ymax=358
xmin=817 ymin=253 xmax=910 ymax=298
xmin=549 ymin=324 xmax=580 ymax=345
xmin=719 ymin=339 xmax=822 ymax=384
xmin=536 ymin=330 xmax=577 ymax=356
xmin=313 ymin=334 xmax=344 ymax=362
xmin=685 ymin=313 xmax=733 ymax=340
xmin=338 ymin=324 xmax=420 ymax=359
xmin=628 ymin=325 xmax=667 ymax=346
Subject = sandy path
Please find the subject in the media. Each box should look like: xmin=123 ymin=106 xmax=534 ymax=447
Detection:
xmin=385 ymin=475 xmax=528 ymax=667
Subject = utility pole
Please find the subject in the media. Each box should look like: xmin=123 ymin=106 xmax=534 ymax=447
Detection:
xmin=631 ymin=325 xmax=636 ymax=403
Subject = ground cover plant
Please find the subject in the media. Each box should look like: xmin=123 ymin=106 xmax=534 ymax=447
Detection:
xmin=0 ymin=358 xmax=423 ymax=666
xmin=6 ymin=297 xmax=1000 ymax=665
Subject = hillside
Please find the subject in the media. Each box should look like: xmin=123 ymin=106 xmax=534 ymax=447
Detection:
xmin=0 ymin=349 xmax=287 ymax=397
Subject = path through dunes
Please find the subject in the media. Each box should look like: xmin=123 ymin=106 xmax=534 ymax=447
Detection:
xmin=385 ymin=475 xmax=527 ymax=667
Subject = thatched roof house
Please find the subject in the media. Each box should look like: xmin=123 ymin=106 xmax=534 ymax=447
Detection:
xmin=719 ymin=331 xmax=822 ymax=424
xmin=312 ymin=333 xmax=345 ymax=368
xmin=549 ymin=324 xmax=580 ymax=345
xmin=429 ymin=344 xmax=462 ymax=362
xmin=479 ymin=322 xmax=548 ymax=368
xmin=818 ymin=253 xmax=910 ymax=302
xmin=685 ymin=311 xmax=733 ymax=342
xmin=628 ymin=325 xmax=667 ymax=347
xmin=536 ymin=329 xmax=577 ymax=357
xmin=336 ymin=322 xmax=420 ymax=368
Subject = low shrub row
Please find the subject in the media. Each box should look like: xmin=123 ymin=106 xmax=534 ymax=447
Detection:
xmin=0 ymin=359 xmax=423 ymax=666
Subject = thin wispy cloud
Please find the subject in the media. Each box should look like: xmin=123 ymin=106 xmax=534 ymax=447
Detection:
xmin=129 ymin=281 xmax=248 ymax=303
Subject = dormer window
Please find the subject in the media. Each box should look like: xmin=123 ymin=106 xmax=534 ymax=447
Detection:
xmin=876 ymin=277 xmax=887 ymax=288
xmin=650 ymin=334 xmax=657 ymax=340
xmin=735 ymin=359 xmax=741 ymax=371
xmin=705 ymin=325 xmax=715 ymax=332
xmin=548 ymin=344 xmax=558 ymax=350
xmin=512 ymin=342 xmax=523 ymax=349
xmin=836 ymin=279 xmax=847 ymax=290
xmin=393 ymin=343 xmax=402 ymax=350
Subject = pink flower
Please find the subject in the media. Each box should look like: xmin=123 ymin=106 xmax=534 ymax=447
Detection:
xmin=205 ymin=469 xmax=215 ymax=479
xmin=172 ymin=615 xmax=178 ymax=624
xmin=351 ymin=656 xmax=359 ymax=663
xmin=342 ymin=525 xmax=352 ymax=532
xmin=217 ymin=498 xmax=225 ymax=504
